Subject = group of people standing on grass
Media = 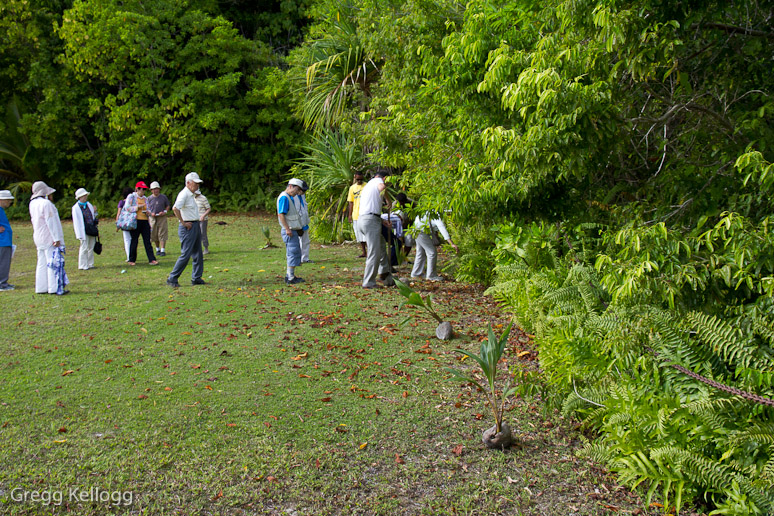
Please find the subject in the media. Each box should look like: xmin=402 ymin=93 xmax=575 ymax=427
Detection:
xmin=0 ymin=172 xmax=213 ymax=295
xmin=278 ymin=167 xmax=456 ymax=289
xmin=0 ymin=167 xmax=456 ymax=295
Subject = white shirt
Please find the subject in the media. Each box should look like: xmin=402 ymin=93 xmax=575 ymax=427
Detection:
xmin=173 ymin=187 xmax=199 ymax=221
xmin=71 ymin=202 xmax=97 ymax=240
xmin=30 ymin=197 xmax=64 ymax=248
xmin=414 ymin=213 xmax=451 ymax=241
xmin=358 ymin=177 xmax=384 ymax=218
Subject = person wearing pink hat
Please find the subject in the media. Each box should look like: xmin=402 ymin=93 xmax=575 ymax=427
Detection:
xmin=29 ymin=181 xmax=68 ymax=294
xmin=124 ymin=181 xmax=158 ymax=265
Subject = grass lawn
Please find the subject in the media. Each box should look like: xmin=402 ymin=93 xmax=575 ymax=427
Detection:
xmin=0 ymin=214 xmax=655 ymax=515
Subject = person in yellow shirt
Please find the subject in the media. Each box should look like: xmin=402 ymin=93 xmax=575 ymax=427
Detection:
xmin=126 ymin=181 xmax=159 ymax=266
xmin=347 ymin=171 xmax=366 ymax=257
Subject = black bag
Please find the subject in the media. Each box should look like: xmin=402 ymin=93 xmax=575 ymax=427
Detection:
xmin=93 ymin=236 xmax=103 ymax=255
xmin=85 ymin=221 xmax=99 ymax=237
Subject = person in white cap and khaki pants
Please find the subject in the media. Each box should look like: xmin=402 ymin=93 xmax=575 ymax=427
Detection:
xmin=147 ymin=181 xmax=171 ymax=256
xmin=29 ymin=181 xmax=67 ymax=294
xmin=0 ymin=190 xmax=15 ymax=291
xmin=71 ymin=187 xmax=98 ymax=270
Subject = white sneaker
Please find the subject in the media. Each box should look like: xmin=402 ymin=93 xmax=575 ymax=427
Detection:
xmin=427 ymin=276 xmax=444 ymax=282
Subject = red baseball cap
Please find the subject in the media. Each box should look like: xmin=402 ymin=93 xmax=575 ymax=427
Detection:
xmin=135 ymin=181 xmax=149 ymax=189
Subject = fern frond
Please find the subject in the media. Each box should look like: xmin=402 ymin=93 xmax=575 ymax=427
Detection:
xmin=576 ymin=441 xmax=614 ymax=464
xmin=687 ymin=311 xmax=769 ymax=370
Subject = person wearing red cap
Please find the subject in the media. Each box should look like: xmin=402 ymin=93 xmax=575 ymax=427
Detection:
xmin=124 ymin=181 xmax=158 ymax=266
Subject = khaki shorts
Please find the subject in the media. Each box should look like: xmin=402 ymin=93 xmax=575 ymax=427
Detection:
xmin=150 ymin=214 xmax=169 ymax=242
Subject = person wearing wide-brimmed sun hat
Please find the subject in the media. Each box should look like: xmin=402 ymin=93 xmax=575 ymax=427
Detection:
xmin=124 ymin=181 xmax=158 ymax=266
xmin=71 ymin=187 xmax=99 ymax=270
xmin=0 ymin=190 xmax=16 ymax=291
xmin=29 ymin=181 xmax=68 ymax=295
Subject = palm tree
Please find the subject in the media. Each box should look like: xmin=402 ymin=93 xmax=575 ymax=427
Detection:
xmin=295 ymin=129 xmax=362 ymax=238
xmin=297 ymin=4 xmax=380 ymax=132
xmin=0 ymin=98 xmax=42 ymax=196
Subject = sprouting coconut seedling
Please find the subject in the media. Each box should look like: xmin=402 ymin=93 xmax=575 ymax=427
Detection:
xmin=394 ymin=278 xmax=443 ymax=326
xmin=261 ymin=226 xmax=277 ymax=249
xmin=446 ymin=322 xmax=516 ymax=448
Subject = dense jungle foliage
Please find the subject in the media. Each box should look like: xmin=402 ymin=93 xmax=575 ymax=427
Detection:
xmin=2 ymin=0 xmax=773 ymax=513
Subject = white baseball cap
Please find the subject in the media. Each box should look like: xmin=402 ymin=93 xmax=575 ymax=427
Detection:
xmin=150 ymin=181 xmax=161 ymax=189
xmin=75 ymin=187 xmax=89 ymax=199
xmin=0 ymin=190 xmax=14 ymax=200
xmin=185 ymin=172 xmax=203 ymax=183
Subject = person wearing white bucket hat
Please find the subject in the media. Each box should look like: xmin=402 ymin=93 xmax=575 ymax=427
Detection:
xmin=71 ymin=187 xmax=98 ymax=270
xmin=29 ymin=181 xmax=68 ymax=294
xmin=147 ymin=181 xmax=170 ymax=256
xmin=0 ymin=190 xmax=15 ymax=291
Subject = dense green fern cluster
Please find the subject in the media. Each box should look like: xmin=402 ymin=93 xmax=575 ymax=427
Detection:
xmin=487 ymin=212 xmax=774 ymax=514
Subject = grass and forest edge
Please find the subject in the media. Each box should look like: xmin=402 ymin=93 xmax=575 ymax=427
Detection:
xmin=1 ymin=0 xmax=773 ymax=514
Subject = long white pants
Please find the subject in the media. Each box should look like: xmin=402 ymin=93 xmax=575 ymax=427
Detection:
xmin=35 ymin=245 xmax=57 ymax=294
xmin=411 ymin=233 xmax=438 ymax=279
xmin=78 ymin=236 xmax=96 ymax=270
xmin=122 ymin=230 xmax=131 ymax=260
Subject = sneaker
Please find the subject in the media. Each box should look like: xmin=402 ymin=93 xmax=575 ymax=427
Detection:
xmin=427 ymin=276 xmax=444 ymax=282
xmin=382 ymin=276 xmax=395 ymax=287
xmin=302 ymin=259 xmax=315 ymax=264
xmin=202 ymin=249 xmax=209 ymax=255
xmin=191 ymin=278 xmax=206 ymax=285
xmin=0 ymin=285 xmax=14 ymax=291
xmin=166 ymin=278 xmax=180 ymax=288
xmin=285 ymin=276 xmax=305 ymax=285
xmin=158 ymin=251 xmax=166 ymax=256
xmin=55 ymin=290 xmax=70 ymax=295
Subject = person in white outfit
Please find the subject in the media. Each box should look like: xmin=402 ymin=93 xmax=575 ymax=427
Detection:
xmin=411 ymin=212 xmax=458 ymax=281
xmin=297 ymin=180 xmax=313 ymax=264
xmin=29 ymin=181 xmax=67 ymax=294
xmin=71 ymin=187 xmax=98 ymax=270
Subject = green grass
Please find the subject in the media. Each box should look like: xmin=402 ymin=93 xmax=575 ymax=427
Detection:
xmin=0 ymin=214 xmax=654 ymax=515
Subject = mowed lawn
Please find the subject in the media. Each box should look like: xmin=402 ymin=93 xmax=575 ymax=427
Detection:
xmin=0 ymin=214 xmax=652 ymax=515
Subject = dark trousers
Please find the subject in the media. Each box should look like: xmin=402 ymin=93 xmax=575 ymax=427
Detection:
xmin=169 ymin=222 xmax=203 ymax=282
xmin=0 ymin=246 xmax=11 ymax=287
xmin=129 ymin=219 xmax=156 ymax=263
xmin=380 ymin=225 xmax=399 ymax=266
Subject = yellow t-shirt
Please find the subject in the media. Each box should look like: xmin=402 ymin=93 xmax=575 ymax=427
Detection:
xmin=347 ymin=183 xmax=365 ymax=221
xmin=136 ymin=196 xmax=149 ymax=221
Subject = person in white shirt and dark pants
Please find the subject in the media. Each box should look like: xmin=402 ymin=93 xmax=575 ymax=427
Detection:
xmin=167 ymin=172 xmax=205 ymax=287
